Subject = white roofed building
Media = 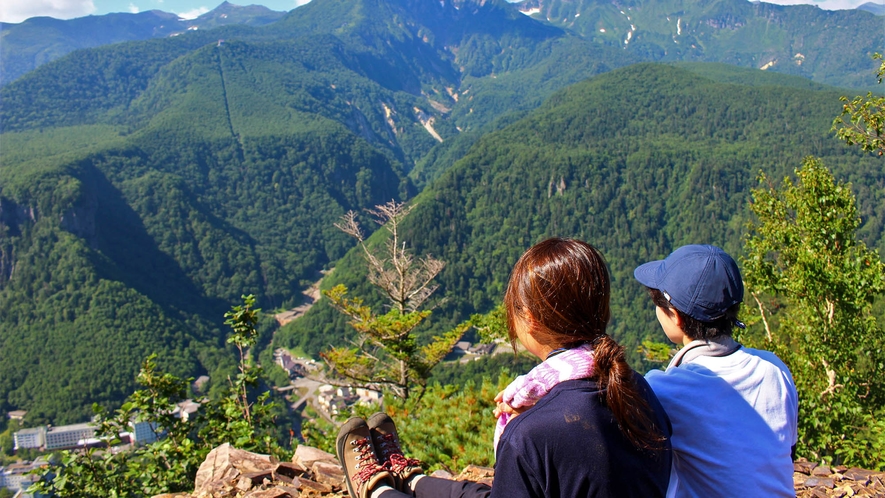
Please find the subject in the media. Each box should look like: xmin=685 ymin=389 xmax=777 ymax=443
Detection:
xmin=13 ymin=427 xmax=46 ymax=450
xmin=45 ymin=422 xmax=96 ymax=450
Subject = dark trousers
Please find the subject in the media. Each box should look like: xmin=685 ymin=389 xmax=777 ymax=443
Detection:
xmin=377 ymin=476 xmax=492 ymax=498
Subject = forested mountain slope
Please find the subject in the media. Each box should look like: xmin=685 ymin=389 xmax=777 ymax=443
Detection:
xmin=277 ymin=63 xmax=885 ymax=368
xmin=515 ymin=0 xmax=883 ymax=89
xmin=0 ymin=2 xmax=286 ymax=86
xmin=2 ymin=0 xmax=883 ymax=423
xmin=0 ymin=0 xmax=633 ymax=423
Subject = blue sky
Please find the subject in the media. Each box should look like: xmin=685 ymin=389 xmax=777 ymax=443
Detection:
xmin=0 ymin=0 xmax=876 ymax=24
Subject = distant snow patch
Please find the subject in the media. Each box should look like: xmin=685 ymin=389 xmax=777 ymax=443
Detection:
xmin=575 ymin=12 xmax=580 ymax=17
xmin=677 ymin=18 xmax=682 ymax=35
xmin=599 ymin=28 xmax=606 ymax=32
xmin=521 ymin=6 xmax=541 ymax=14
xmin=760 ymin=60 xmax=777 ymax=70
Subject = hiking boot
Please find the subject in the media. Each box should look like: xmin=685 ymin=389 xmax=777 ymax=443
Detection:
xmin=367 ymin=412 xmax=424 ymax=492
xmin=336 ymin=417 xmax=393 ymax=498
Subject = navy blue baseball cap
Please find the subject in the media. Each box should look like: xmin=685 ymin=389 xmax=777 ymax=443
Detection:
xmin=633 ymin=245 xmax=744 ymax=322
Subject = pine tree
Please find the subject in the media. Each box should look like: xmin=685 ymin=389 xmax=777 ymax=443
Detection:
xmin=321 ymin=200 xmax=465 ymax=400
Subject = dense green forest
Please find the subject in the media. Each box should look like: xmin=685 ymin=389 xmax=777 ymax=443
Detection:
xmin=2 ymin=0 xmax=884 ymax=424
xmin=277 ymin=63 xmax=885 ymax=371
xmin=0 ymin=125 xmax=407 ymax=423
xmin=0 ymin=0 xmax=633 ymax=423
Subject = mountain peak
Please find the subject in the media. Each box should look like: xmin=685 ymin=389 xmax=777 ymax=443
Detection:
xmin=857 ymin=1 xmax=885 ymax=14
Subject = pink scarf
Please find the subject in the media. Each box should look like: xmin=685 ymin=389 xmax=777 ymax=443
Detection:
xmin=494 ymin=343 xmax=595 ymax=455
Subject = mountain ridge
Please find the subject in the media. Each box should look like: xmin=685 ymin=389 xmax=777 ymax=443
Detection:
xmin=514 ymin=0 xmax=882 ymax=89
xmin=0 ymin=2 xmax=287 ymax=86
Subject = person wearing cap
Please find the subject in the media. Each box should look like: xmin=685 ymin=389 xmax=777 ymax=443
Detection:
xmin=634 ymin=245 xmax=798 ymax=498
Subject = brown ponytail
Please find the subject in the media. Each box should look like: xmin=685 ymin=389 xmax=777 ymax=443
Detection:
xmin=504 ymin=238 xmax=666 ymax=451
xmin=593 ymin=334 xmax=666 ymax=451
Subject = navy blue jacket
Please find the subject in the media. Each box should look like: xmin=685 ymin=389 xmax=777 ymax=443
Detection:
xmin=490 ymin=374 xmax=672 ymax=498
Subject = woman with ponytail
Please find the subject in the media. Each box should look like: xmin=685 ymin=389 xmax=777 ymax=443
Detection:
xmin=335 ymin=238 xmax=671 ymax=498
xmin=491 ymin=238 xmax=671 ymax=497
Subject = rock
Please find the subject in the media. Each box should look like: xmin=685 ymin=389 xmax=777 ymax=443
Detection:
xmin=294 ymin=445 xmax=337 ymax=468
xmin=456 ymin=464 xmax=495 ymax=487
xmin=242 ymin=469 xmax=275 ymax=485
xmin=243 ymin=488 xmax=296 ymax=498
xmin=194 ymin=443 xmax=278 ymax=491
xmin=237 ymin=476 xmax=254 ymax=491
xmin=805 ymin=477 xmax=835 ymax=489
xmin=312 ymin=460 xmax=346 ymax=487
xmin=844 ymin=468 xmax=875 ymax=482
xmin=813 ymin=466 xmax=833 ymax=476
xmin=796 ymin=461 xmax=819 ymax=474
xmin=797 ymin=473 xmax=812 ymax=487
xmin=811 ymin=487 xmax=833 ymax=498
xmin=431 ymin=469 xmax=454 ymax=479
xmin=276 ymin=461 xmax=308 ymax=479
xmin=297 ymin=477 xmax=334 ymax=494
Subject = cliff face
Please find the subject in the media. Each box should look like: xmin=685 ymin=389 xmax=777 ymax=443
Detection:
xmin=0 ymin=197 xmax=35 ymax=284
xmin=58 ymin=193 xmax=97 ymax=245
xmin=0 ymin=191 xmax=98 ymax=286
xmin=153 ymin=443 xmax=883 ymax=498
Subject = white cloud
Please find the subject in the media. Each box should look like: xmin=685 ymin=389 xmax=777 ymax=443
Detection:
xmin=293 ymin=0 xmax=312 ymax=6
xmin=0 ymin=0 xmax=95 ymax=23
xmin=128 ymin=3 xmax=139 ymax=13
xmin=177 ymin=6 xmax=209 ymax=20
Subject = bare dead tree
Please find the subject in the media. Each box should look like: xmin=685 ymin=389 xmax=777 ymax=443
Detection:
xmin=321 ymin=200 xmax=461 ymax=400
xmin=335 ymin=200 xmax=446 ymax=312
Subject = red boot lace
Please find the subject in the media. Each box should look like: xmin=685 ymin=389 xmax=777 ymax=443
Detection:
xmin=351 ymin=437 xmax=386 ymax=489
xmin=377 ymin=434 xmax=422 ymax=472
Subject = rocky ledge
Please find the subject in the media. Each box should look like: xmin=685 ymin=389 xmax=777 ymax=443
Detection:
xmin=794 ymin=459 xmax=885 ymax=497
xmin=154 ymin=444 xmax=883 ymax=498
xmin=151 ymin=443 xmax=493 ymax=498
